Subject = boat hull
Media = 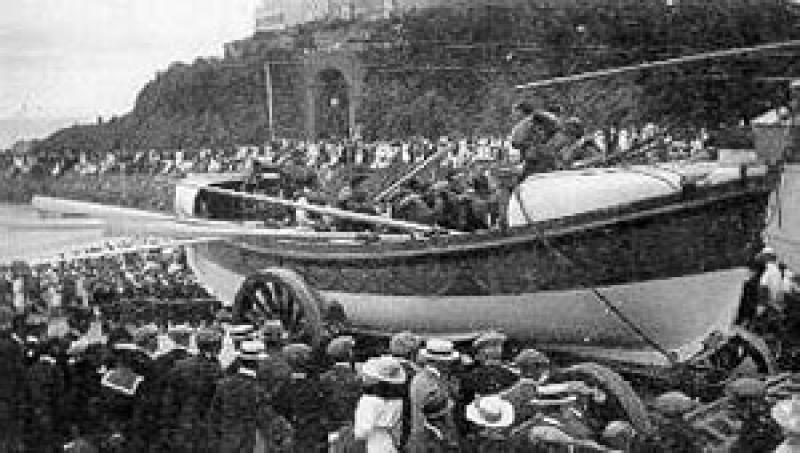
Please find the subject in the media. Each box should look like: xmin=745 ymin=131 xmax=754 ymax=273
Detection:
xmin=186 ymin=242 xmax=744 ymax=365
xmin=195 ymin=179 xmax=768 ymax=297
xmin=179 ymin=164 xmax=774 ymax=363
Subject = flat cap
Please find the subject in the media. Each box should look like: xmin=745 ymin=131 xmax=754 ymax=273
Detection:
xmin=473 ymin=331 xmax=507 ymax=350
xmin=326 ymin=336 xmax=356 ymax=361
xmin=389 ymin=331 xmax=422 ymax=358
xmin=282 ymin=343 xmax=314 ymax=369
xmin=653 ymin=391 xmax=697 ymax=417
xmin=513 ymin=348 xmax=550 ymax=368
xmin=725 ymin=377 xmax=766 ymax=399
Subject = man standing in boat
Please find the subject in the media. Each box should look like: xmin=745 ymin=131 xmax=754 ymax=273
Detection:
xmin=510 ymin=102 xmax=562 ymax=178
xmin=493 ymin=102 xmax=562 ymax=230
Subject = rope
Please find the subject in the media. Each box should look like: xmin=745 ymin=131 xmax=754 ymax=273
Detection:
xmin=511 ymin=186 xmax=677 ymax=364
xmin=516 ymin=39 xmax=800 ymax=90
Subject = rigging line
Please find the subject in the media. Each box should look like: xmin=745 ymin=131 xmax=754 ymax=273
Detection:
xmin=511 ymin=186 xmax=677 ymax=364
xmin=516 ymin=39 xmax=800 ymax=90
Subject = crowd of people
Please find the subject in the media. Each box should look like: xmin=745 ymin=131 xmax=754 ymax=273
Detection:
xmin=0 ymin=239 xmax=211 ymax=324
xmin=0 ymin=241 xmax=795 ymax=452
xmin=2 ymin=299 xmax=800 ymax=453
xmin=0 ymin=109 xmax=782 ymax=452
xmin=0 ymin=122 xmax=712 ymax=217
xmin=0 ymin=137 xmax=512 ymax=181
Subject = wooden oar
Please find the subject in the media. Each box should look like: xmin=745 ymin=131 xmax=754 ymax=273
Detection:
xmin=31 ymin=196 xmax=426 ymax=240
xmin=187 ymin=183 xmax=463 ymax=234
xmin=373 ymin=147 xmax=449 ymax=202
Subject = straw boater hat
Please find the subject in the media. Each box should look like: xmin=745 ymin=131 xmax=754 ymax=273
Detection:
xmin=281 ymin=343 xmax=314 ymax=370
xmin=756 ymin=246 xmax=778 ymax=263
xmin=238 ymin=340 xmax=269 ymax=361
xmin=133 ymin=325 xmax=159 ymax=346
xmin=419 ymin=339 xmax=460 ymax=362
xmin=472 ymin=331 xmax=507 ymax=351
xmin=389 ymin=331 xmax=422 ymax=358
xmin=466 ymin=396 xmax=515 ymax=428
xmin=725 ymin=377 xmax=767 ymax=400
xmin=326 ymin=336 xmax=356 ymax=361
xmin=773 ymin=397 xmax=800 ymax=435
xmin=195 ymin=329 xmax=221 ymax=350
xmin=653 ymin=391 xmax=698 ymax=417
xmin=513 ymin=349 xmax=550 ymax=368
xmin=229 ymin=324 xmax=255 ymax=341
xmin=262 ymin=320 xmax=288 ymax=343
xmin=361 ymin=356 xmax=407 ymax=385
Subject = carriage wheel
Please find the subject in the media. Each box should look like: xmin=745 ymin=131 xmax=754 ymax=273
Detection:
xmin=232 ymin=268 xmax=326 ymax=347
xmin=553 ymin=362 xmax=654 ymax=435
xmin=705 ymin=327 xmax=776 ymax=379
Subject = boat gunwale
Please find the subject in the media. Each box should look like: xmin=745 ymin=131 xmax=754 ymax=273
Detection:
xmin=224 ymin=177 xmax=773 ymax=262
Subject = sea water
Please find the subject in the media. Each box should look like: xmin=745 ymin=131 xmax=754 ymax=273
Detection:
xmin=0 ymin=203 xmax=107 ymax=263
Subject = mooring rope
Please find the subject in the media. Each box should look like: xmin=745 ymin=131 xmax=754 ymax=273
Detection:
xmin=511 ymin=185 xmax=678 ymax=364
xmin=516 ymin=39 xmax=800 ymax=90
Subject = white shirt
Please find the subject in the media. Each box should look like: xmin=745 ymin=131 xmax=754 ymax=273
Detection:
xmin=762 ymin=262 xmax=786 ymax=308
xmin=354 ymin=394 xmax=403 ymax=453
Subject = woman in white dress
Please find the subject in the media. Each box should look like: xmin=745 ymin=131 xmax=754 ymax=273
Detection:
xmin=773 ymin=396 xmax=800 ymax=453
xmin=354 ymin=356 xmax=407 ymax=453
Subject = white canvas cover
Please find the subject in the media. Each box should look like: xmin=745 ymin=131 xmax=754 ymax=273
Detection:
xmin=507 ymin=163 xmax=765 ymax=227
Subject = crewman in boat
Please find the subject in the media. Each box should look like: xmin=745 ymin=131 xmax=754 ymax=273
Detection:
xmin=510 ymin=102 xmax=562 ymax=179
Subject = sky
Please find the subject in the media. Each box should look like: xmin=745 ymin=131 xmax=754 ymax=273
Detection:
xmin=0 ymin=0 xmax=259 ymax=120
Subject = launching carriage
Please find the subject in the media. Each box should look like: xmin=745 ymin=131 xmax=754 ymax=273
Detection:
xmin=29 ymin=43 xmax=800 ymax=434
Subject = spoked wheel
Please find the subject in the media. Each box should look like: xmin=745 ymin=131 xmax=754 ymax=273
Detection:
xmin=232 ymin=268 xmax=326 ymax=347
xmin=553 ymin=362 xmax=654 ymax=436
xmin=703 ymin=327 xmax=776 ymax=379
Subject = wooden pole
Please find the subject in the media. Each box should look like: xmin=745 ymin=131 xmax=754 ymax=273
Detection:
xmin=265 ymin=62 xmax=275 ymax=142
xmin=185 ymin=183 xmax=462 ymax=234
xmin=516 ymin=39 xmax=800 ymax=90
xmin=373 ymin=147 xmax=449 ymax=202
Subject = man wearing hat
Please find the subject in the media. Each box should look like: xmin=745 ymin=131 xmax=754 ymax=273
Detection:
xmin=456 ymin=331 xmax=517 ymax=437
xmin=0 ymin=306 xmax=25 ymax=452
xmin=641 ymin=391 xmax=703 ymax=453
xmin=390 ymin=330 xmax=423 ymax=381
xmin=460 ymin=331 xmax=517 ymax=403
xmin=354 ymin=356 xmax=407 ymax=452
xmin=320 ymin=336 xmax=362 ymax=436
xmin=410 ymin=339 xmax=462 ymax=449
xmin=388 ymin=331 xmax=423 ymax=450
xmin=160 ymin=329 xmax=224 ymax=453
xmin=133 ymin=324 xmax=183 ymax=451
xmin=501 ymin=348 xmax=552 ymax=424
xmin=725 ymin=378 xmax=782 ymax=453
xmin=464 ymin=396 xmax=515 ymax=451
xmin=208 ymin=343 xmax=294 ymax=453
xmin=25 ymin=338 xmax=67 ymax=452
xmin=406 ymin=387 xmax=460 ymax=453
xmin=261 ymin=319 xmax=288 ymax=355
xmin=511 ymin=102 xmax=562 ymax=178
xmin=273 ymin=342 xmax=328 ymax=452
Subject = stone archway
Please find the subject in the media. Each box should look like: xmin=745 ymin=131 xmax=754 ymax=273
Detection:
xmin=303 ymin=51 xmax=366 ymax=140
xmin=315 ymin=68 xmax=350 ymax=139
